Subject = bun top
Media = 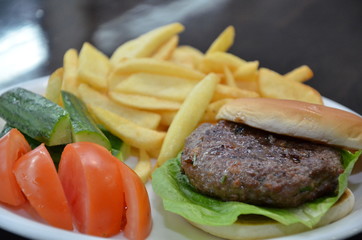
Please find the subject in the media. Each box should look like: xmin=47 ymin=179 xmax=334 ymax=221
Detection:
xmin=216 ymin=98 xmax=362 ymax=150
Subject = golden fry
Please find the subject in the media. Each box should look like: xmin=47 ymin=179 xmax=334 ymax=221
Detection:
xmin=88 ymin=105 xmax=166 ymax=152
xmin=114 ymin=73 xmax=196 ymax=102
xmin=78 ymin=83 xmax=161 ymax=129
xmin=202 ymin=98 xmax=233 ymax=123
xmin=235 ymin=77 xmax=259 ymax=92
xmin=62 ymin=48 xmax=79 ymax=96
xmin=170 ymin=45 xmax=204 ymax=69
xmin=223 ymin=66 xmax=237 ymax=87
xmin=78 ymin=42 xmax=110 ymax=92
xmin=134 ymin=149 xmax=152 ymax=183
xmin=259 ymin=68 xmax=323 ymax=104
xmin=111 ymin=23 xmax=184 ymax=64
xmin=45 ymin=68 xmax=63 ymax=103
xmin=284 ymin=65 xmax=314 ymax=82
xmin=206 ymin=25 xmax=235 ymax=55
xmin=234 ymin=61 xmax=259 ymax=80
xmin=157 ymin=73 xmax=220 ymax=166
xmin=213 ymin=84 xmax=259 ymax=101
xmin=152 ymin=35 xmax=179 ymax=60
xmin=155 ymin=110 xmax=177 ymax=127
xmin=112 ymin=58 xmax=205 ymax=80
xmin=107 ymin=72 xmax=127 ymax=90
xmin=198 ymin=52 xmax=246 ymax=73
xmin=109 ymin=92 xmax=181 ymax=111
xmin=234 ymin=61 xmax=260 ymax=92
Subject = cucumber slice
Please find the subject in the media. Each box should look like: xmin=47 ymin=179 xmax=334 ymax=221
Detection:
xmin=61 ymin=91 xmax=111 ymax=150
xmin=98 ymin=124 xmax=130 ymax=161
xmin=0 ymin=88 xmax=72 ymax=146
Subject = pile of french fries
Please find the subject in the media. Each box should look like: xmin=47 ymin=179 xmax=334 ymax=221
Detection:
xmin=44 ymin=23 xmax=322 ymax=182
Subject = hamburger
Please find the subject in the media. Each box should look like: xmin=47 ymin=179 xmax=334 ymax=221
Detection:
xmin=152 ymin=98 xmax=362 ymax=240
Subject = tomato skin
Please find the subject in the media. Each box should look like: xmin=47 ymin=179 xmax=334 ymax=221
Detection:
xmin=0 ymin=128 xmax=31 ymax=206
xmin=13 ymin=144 xmax=73 ymax=230
xmin=118 ymin=161 xmax=152 ymax=240
xmin=58 ymin=142 xmax=124 ymax=237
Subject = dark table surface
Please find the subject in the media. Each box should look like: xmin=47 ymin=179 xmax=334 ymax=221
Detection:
xmin=0 ymin=0 xmax=361 ymax=239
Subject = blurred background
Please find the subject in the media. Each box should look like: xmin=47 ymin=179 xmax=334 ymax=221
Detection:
xmin=0 ymin=0 xmax=361 ymax=114
xmin=0 ymin=0 xmax=361 ymax=238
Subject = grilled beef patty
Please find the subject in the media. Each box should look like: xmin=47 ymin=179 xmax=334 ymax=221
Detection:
xmin=181 ymin=120 xmax=343 ymax=208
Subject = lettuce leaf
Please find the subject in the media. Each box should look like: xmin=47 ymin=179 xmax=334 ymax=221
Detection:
xmin=152 ymin=150 xmax=361 ymax=228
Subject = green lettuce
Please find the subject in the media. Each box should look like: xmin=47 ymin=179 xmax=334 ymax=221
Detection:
xmin=152 ymin=150 xmax=361 ymax=228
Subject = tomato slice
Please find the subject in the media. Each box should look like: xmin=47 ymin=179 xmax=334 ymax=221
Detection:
xmin=118 ymin=161 xmax=152 ymax=240
xmin=0 ymin=128 xmax=31 ymax=206
xmin=58 ymin=142 xmax=124 ymax=237
xmin=13 ymin=144 xmax=73 ymax=230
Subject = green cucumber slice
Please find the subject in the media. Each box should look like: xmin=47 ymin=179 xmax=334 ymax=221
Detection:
xmin=98 ymin=124 xmax=130 ymax=161
xmin=61 ymin=91 xmax=111 ymax=150
xmin=0 ymin=88 xmax=72 ymax=146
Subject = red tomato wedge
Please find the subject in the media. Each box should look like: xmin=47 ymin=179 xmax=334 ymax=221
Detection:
xmin=13 ymin=144 xmax=73 ymax=230
xmin=118 ymin=161 xmax=152 ymax=240
xmin=58 ymin=142 xmax=124 ymax=237
xmin=0 ymin=128 xmax=31 ymax=206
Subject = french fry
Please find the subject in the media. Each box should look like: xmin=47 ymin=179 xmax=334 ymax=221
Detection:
xmin=234 ymin=61 xmax=259 ymax=80
xmin=155 ymin=110 xmax=177 ymax=127
xmin=112 ymin=58 xmax=205 ymax=80
xmin=198 ymin=52 xmax=246 ymax=73
xmin=157 ymin=73 xmax=220 ymax=166
xmin=109 ymin=92 xmax=181 ymax=110
xmin=284 ymin=65 xmax=314 ymax=82
xmin=258 ymin=68 xmax=323 ymax=104
xmin=134 ymin=149 xmax=152 ymax=183
xmin=78 ymin=83 xmax=161 ymax=129
xmin=258 ymin=67 xmax=282 ymax=79
xmin=152 ymin=35 xmax=179 ymax=60
xmin=114 ymin=73 xmax=196 ymax=101
xmin=111 ymin=23 xmax=184 ymax=64
xmin=170 ymin=45 xmax=204 ymax=69
xmin=235 ymin=77 xmax=259 ymax=92
xmin=202 ymin=98 xmax=233 ymax=123
xmin=78 ymin=42 xmax=111 ymax=92
xmin=88 ymin=105 xmax=166 ymax=152
xmin=107 ymin=73 xmax=128 ymax=90
xmin=224 ymin=66 xmax=237 ymax=87
xmin=62 ymin=49 xmax=79 ymax=96
xmin=212 ymin=84 xmax=259 ymax=101
xmin=45 ymin=68 xmax=63 ymax=103
xmin=206 ymin=26 xmax=235 ymax=55
xmin=234 ymin=61 xmax=260 ymax=92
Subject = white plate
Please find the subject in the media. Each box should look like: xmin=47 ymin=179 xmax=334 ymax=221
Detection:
xmin=0 ymin=77 xmax=362 ymax=240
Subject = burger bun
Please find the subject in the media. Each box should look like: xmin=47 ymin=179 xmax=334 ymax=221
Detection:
xmin=216 ymin=98 xmax=362 ymax=150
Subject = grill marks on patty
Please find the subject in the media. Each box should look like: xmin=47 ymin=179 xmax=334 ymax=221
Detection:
xmin=181 ymin=120 xmax=343 ymax=208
